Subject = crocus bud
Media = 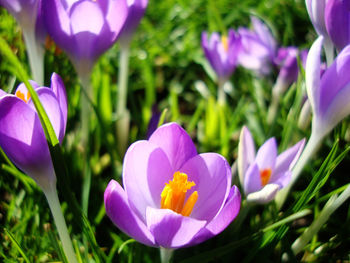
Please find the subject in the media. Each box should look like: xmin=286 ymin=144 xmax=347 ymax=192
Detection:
xmin=238 ymin=16 xmax=277 ymax=76
xmin=42 ymin=0 xmax=129 ymax=76
xmin=201 ymin=29 xmax=241 ymax=81
xmin=274 ymin=47 xmax=308 ymax=93
xmin=0 ymin=73 xmax=67 ymax=190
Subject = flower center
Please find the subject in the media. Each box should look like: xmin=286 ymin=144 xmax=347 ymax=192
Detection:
xmin=15 ymin=90 xmax=30 ymax=103
xmin=160 ymin=171 xmax=198 ymax=217
xmin=221 ymin=35 xmax=229 ymax=52
xmin=260 ymin=168 xmax=272 ymax=186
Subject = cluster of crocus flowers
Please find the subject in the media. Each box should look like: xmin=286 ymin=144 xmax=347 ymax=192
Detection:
xmin=0 ymin=74 xmax=77 ymax=263
xmin=238 ymin=127 xmax=305 ymax=204
xmin=0 ymin=0 xmax=45 ymax=84
xmin=237 ymin=16 xmax=277 ymax=76
xmin=105 ymin=123 xmax=241 ymax=251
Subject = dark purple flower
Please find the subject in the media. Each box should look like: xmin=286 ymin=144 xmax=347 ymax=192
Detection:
xmin=0 ymin=73 xmax=67 ymax=190
xmin=119 ymin=0 xmax=148 ymax=45
xmin=325 ymin=0 xmax=350 ymax=51
xmin=306 ymin=36 xmax=350 ymax=138
xmin=105 ymin=123 xmax=241 ymax=248
xmin=42 ymin=0 xmax=129 ymax=74
xmin=238 ymin=17 xmax=277 ymax=75
xmin=201 ymin=30 xmax=241 ymax=80
xmin=275 ymin=47 xmax=308 ymax=88
xmin=238 ymin=127 xmax=305 ymax=204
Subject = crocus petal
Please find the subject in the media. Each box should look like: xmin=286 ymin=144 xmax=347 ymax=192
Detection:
xmin=238 ymin=126 xmax=256 ymax=187
xmin=305 ymin=36 xmax=323 ymax=117
xmin=104 ymin=180 xmax=155 ymax=246
xmin=146 ymin=207 xmax=206 ymax=248
xmin=244 ymin=163 xmax=262 ymax=194
xmin=255 ymin=137 xmax=277 ymax=171
xmin=50 ymin=73 xmax=68 ymax=135
xmin=149 ymin=122 xmax=197 ymax=170
xmin=189 ymin=185 xmax=241 ymax=246
xmin=272 ymin=171 xmax=292 ymax=189
xmin=246 ymin=183 xmax=280 ymax=204
xmin=0 ymin=96 xmax=55 ymax=187
xmin=180 ymin=153 xmax=231 ymax=222
xmin=272 ymin=139 xmax=305 ymax=182
xmin=28 ymin=88 xmax=64 ymax=143
xmin=123 ymin=140 xmax=173 ymax=220
xmin=325 ymin=0 xmax=349 ymax=51
xmin=306 ymin=0 xmax=328 ymax=37
xmin=0 ymin=89 xmax=6 ymax=98
xmin=251 ymin=16 xmax=276 ymax=55
xmin=43 ymin=0 xmax=74 ymax=54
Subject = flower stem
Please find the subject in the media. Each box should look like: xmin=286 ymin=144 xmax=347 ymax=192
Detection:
xmin=116 ymin=42 xmax=131 ymax=155
xmin=298 ymin=100 xmax=311 ymax=131
xmin=22 ymin=28 xmax=44 ymax=85
xmin=275 ymin=132 xmax=322 ymax=209
xmin=78 ymin=72 xmax=92 ymax=148
xmin=43 ymin=184 xmax=78 ymax=263
xmin=267 ymin=80 xmax=287 ymax=125
xmin=291 ymin=184 xmax=350 ymax=255
xmin=160 ymin=247 xmax=174 ymax=263
xmin=217 ymin=78 xmax=226 ymax=105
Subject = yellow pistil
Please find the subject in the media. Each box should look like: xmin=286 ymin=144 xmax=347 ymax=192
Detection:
xmin=160 ymin=171 xmax=198 ymax=216
xmin=15 ymin=90 xmax=30 ymax=103
xmin=260 ymin=168 xmax=272 ymax=186
xmin=221 ymin=35 xmax=229 ymax=52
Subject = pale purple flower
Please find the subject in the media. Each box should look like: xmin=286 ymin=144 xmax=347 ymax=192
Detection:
xmin=325 ymin=0 xmax=350 ymax=51
xmin=105 ymin=123 xmax=241 ymax=248
xmin=0 ymin=0 xmax=44 ymax=37
xmin=0 ymin=73 xmax=67 ymax=190
xmin=201 ymin=30 xmax=241 ymax=80
xmin=306 ymin=36 xmax=350 ymax=138
xmin=306 ymin=0 xmax=329 ymax=38
xmin=238 ymin=127 xmax=305 ymax=204
xmin=42 ymin=0 xmax=129 ymax=75
xmin=119 ymin=0 xmax=148 ymax=45
xmin=238 ymin=17 xmax=277 ymax=75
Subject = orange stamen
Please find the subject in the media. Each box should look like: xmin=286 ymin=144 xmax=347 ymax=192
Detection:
xmin=160 ymin=171 xmax=197 ymax=216
xmin=221 ymin=35 xmax=229 ymax=52
xmin=15 ymin=90 xmax=30 ymax=103
xmin=260 ymin=168 xmax=272 ymax=186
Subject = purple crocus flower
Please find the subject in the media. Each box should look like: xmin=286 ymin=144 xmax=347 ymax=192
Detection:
xmin=42 ymin=0 xmax=129 ymax=75
xmin=201 ymin=30 xmax=241 ymax=81
xmin=105 ymin=123 xmax=241 ymax=248
xmin=306 ymin=0 xmax=329 ymax=38
xmin=119 ymin=0 xmax=148 ymax=45
xmin=306 ymin=36 xmax=350 ymax=138
xmin=238 ymin=17 xmax=277 ymax=75
xmin=325 ymin=0 xmax=350 ymax=51
xmin=238 ymin=126 xmax=305 ymax=204
xmin=0 ymin=73 xmax=67 ymax=190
